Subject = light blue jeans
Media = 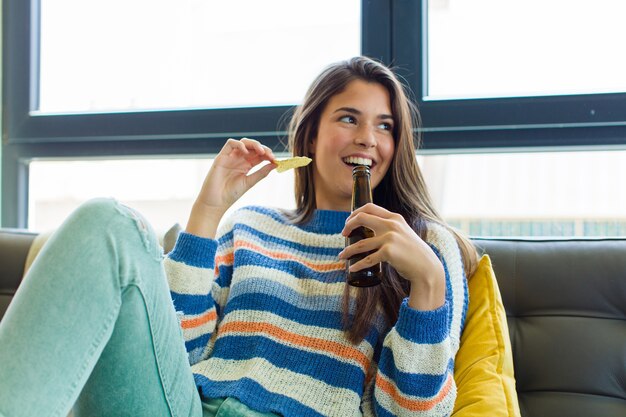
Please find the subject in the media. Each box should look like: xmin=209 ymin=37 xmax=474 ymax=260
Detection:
xmin=0 ymin=198 xmax=205 ymax=417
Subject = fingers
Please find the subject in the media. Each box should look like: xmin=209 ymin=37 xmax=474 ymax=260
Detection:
xmin=342 ymin=206 xmax=402 ymax=237
xmin=241 ymin=137 xmax=276 ymax=161
xmin=245 ymin=161 xmax=277 ymax=188
xmin=338 ymin=235 xmax=386 ymax=273
xmin=347 ymin=203 xmax=394 ymax=220
xmin=216 ymin=138 xmax=277 ymax=176
xmin=339 ymin=203 xmax=416 ymax=274
xmin=346 ymin=252 xmax=383 ymax=273
xmin=224 ymin=138 xmax=276 ymax=161
xmin=338 ymin=234 xmax=383 ymax=260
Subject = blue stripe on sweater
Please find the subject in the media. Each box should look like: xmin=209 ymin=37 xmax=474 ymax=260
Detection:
xmin=428 ymin=244 xmax=455 ymax=332
xmin=225 ymin=288 xmax=384 ymax=348
xmin=233 ymin=249 xmax=345 ymax=283
xmin=222 ymin=294 xmax=384 ymax=352
xmin=216 ymin=264 xmax=234 ymax=288
xmin=429 ymin=243 xmax=469 ymax=336
xmin=239 ymin=205 xmax=350 ymax=235
xmin=170 ymin=291 xmax=213 ymax=316
xmin=225 ymin=292 xmax=345 ymax=330
xmin=460 ymin=265 xmax=469 ymax=332
xmin=377 ymin=347 xmax=454 ymax=397
xmin=225 ymin=223 xmax=341 ymax=257
xmin=195 ymin=375 xmax=325 ymax=417
xmin=215 ymin=249 xmax=345 ymax=287
xmin=211 ymin=335 xmax=363 ymax=393
xmin=228 ymin=278 xmax=387 ymax=345
xmin=394 ymin=299 xmax=450 ymax=344
xmin=168 ymin=232 xmax=217 ymax=268
xmin=184 ymin=332 xmax=211 ymax=355
xmin=230 ymin=277 xmax=343 ymax=311
xmin=237 ymin=205 xmax=288 ymax=225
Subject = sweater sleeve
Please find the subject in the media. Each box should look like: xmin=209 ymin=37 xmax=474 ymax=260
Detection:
xmin=370 ymin=224 xmax=468 ymax=417
xmin=164 ymin=225 xmax=235 ymax=366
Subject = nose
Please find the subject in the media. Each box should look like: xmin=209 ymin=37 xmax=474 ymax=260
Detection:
xmin=354 ymin=123 xmax=376 ymax=148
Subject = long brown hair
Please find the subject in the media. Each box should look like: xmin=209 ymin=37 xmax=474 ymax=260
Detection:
xmin=287 ymin=57 xmax=478 ymax=343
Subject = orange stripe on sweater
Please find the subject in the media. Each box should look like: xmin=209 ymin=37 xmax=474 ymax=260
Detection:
xmin=181 ymin=310 xmax=217 ymax=329
xmin=219 ymin=321 xmax=370 ymax=371
xmin=214 ymin=252 xmax=234 ymax=275
xmin=234 ymin=241 xmax=344 ymax=272
xmin=375 ymin=372 xmax=453 ymax=412
xmin=215 ymin=252 xmax=234 ymax=267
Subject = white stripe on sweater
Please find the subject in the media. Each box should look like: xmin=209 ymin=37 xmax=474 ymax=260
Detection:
xmin=193 ymin=357 xmax=363 ymax=417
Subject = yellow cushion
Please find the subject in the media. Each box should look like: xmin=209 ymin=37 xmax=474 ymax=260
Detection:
xmin=23 ymin=231 xmax=54 ymax=276
xmin=452 ymin=255 xmax=521 ymax=417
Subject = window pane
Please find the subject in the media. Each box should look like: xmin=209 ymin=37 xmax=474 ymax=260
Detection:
xmin=29 ymin=151 xmax=626 ymax=238
xmin=38 ymin=0 xmax=361 ymax=113
xmin=427 ymin=0 xmax=626 ymax=100
xmin=418 ymin=149 xmax=626 ymax=237
xmin=28 ymin=158 xmax=295 ymax=232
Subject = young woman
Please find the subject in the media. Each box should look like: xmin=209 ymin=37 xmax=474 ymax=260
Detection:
xmin=0 ymin=56 xmax=477 ymax=417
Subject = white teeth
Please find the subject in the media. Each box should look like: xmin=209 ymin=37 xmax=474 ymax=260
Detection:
xmin=343 ymin=156 xmax=373 ymax=167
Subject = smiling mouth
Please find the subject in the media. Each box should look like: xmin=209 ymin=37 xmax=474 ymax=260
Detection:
xmin=342 ymin=156 xmax=373 ymax=167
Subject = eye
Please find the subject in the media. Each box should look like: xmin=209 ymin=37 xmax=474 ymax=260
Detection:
xmin=339 ymin=115 xmax=357 ymax=124
xmin=378 ymin=121 xmax=393 ymax=131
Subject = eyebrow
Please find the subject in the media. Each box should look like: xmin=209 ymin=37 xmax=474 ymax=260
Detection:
xmin=333 ymin=106 xmax=394 ymax=120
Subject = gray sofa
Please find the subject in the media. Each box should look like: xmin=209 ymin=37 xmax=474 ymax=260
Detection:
xmin=1 ymin=228 xmax=625 ymax=417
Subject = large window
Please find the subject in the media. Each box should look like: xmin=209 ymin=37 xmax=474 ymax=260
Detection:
xmin=4 ymin=0 xmax=626 ymax=237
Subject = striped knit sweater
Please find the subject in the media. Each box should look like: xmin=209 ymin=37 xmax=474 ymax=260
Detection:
xmin=165 ymin=206 xmax=468 ymax=417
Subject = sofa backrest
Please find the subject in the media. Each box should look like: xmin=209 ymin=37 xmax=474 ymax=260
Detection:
xmin=474 ymin=238 xmax=626 ymax=417
xmin=1 ymin=229 xmax=625 ymax=417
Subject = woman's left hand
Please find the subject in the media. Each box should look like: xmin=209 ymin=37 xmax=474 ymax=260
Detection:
xmin=339 ymin=203 xmax=446 ymax=310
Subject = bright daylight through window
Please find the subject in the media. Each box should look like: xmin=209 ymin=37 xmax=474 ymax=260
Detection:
xmin=427 ymin=0 xmax=626 ymax=100
xmin=38 ymin=0 xmax=361 ymax=113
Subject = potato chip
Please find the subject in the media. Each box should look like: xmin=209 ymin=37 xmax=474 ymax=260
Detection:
xmin=274 ymin=156 xmax=313 ymax=173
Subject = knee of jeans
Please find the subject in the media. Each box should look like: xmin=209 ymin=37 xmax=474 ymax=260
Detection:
xmin=113 ymin=202 xmax=164 ymax=262
xmin=75 ymin=198 xmax=164 ymax=262
xmin=71 ymin=198 xmax=122 ymax=226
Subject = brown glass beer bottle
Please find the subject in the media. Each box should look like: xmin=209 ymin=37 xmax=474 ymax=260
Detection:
xmin=346 ymin=165 xmax=382 ymax=287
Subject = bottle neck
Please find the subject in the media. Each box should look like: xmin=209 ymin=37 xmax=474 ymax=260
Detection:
xmin=351 ymin=169 xmax=373 ymax=211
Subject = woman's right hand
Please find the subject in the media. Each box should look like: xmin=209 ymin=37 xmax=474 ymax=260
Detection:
xmin=186 ymin=138 xmax=276 ymax=238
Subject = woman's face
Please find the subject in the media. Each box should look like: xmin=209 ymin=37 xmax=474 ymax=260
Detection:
xmin=309 ymin=79 xmax=395 ymax=211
